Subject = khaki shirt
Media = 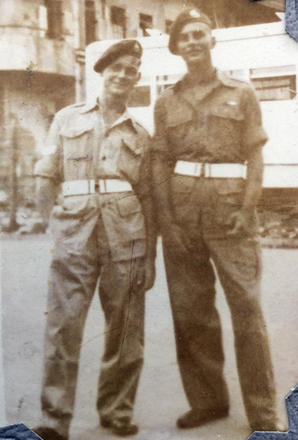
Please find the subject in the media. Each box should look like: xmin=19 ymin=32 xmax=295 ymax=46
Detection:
xmin=153 ymin=70 xmax=267 ymax=163
xmin=152 ymin=70 xmax=267 ymax=238
xmin=35 ymin=98 xmax=153 ymax=262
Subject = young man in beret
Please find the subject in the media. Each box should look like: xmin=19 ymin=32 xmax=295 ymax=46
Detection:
xmin=33 ymin=39 xmax=156 ymax=439
xmin=152 ymin=8 xmax=282 ymax=434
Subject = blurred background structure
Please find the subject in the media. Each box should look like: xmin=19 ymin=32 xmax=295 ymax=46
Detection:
xmin=0 ymin=0 xmax=284 ymax=231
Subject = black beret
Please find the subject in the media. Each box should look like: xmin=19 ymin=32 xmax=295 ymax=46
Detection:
xmin=169 ymin=8 xmax=212 ymax=55
xmin=94 ymin=39 xmax=143 ymax=73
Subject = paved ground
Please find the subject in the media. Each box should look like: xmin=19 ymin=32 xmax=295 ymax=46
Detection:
xmin=1 ymin=235 xmax=298 ymax=440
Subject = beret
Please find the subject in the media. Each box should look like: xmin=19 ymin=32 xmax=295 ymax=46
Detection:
xmin=169 ymin=8 xmax=212 ymax=55
xmin=94 ymin=39 xmax=143 ymax=73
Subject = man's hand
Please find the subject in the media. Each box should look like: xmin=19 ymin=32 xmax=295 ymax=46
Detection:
xmin=227 ymin=209 xmax=255 ymax=237
xmin=36 ymin=177 xmax=57 ymax=225
xmin=144 ymin=257 xmax=156 ymax=291
xmin=135 ymin=257 xmax=155 ymax=291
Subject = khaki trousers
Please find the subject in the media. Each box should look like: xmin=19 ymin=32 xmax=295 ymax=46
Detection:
xmin=40 ymin=216 xmax=145 ymax=438
xmin=162 ymin=175 xmax=277 ymax=429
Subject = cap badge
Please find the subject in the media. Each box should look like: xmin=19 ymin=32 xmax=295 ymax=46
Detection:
xmin=190 ymin=9 xmax=200 ymax=18
xmin=134 ymin=42 xmax=140 ymax=52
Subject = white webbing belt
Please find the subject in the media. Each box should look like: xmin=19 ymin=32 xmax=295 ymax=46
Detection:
xmin=174 ymin=160 xmax=246 ymax=178
xmin=62 ymin=179 xmax=132 ymax=196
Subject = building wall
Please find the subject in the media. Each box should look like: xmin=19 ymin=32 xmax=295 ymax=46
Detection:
xmin=0 ymin=0 xmax=77 ymax=208
xmin=96 ymin=0 xmax=179 ymax=39
xmin=0 ymin=0 xmax=184 ymax=210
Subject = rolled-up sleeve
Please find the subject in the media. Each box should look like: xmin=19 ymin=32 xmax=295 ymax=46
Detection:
xmin=34 ymin=114 xmax=63 ymax=183
xmin=241 ymin=85 xmax=268 ymax=151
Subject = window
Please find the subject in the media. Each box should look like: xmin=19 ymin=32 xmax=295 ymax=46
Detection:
xmin=139 ymin=13 xmax=153 ymax=36
xmin=165 ymin=19 xmax=173 ymax=34
xmin=45 ymin=0 xmax=63 ymax=39
xmin=110 ymin=6 xmax=126 ymax=38
xmin=251 ymin=76 xmax=296 ymax=101
xmin=85 ymin=0 xmax=97 ymax=45
xmin=128 ymin=86 xmax=151 ymax=107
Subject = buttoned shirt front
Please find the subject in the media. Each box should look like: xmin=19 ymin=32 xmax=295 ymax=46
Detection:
xmin=153 ymin=70 xmax=268 ymax=163
xmin=35 ymin=98 xmax=152 ymax=261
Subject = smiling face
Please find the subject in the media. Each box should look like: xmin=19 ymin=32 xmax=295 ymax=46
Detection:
xmin=176 ymin=21 xmax=215 ymax=69
xmin=102 ymin=54 xmax=141 ymax=100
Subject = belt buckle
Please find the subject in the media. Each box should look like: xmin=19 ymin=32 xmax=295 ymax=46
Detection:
xmin=98 ymin=179 xmax=108 ymax=193
xmin=94 ymin=181 xmax=100 ymax=193
xmin=200 ymin=163 xmax=206 ymax=178
xmin=88 ymin=180 xmax=96 ymax=194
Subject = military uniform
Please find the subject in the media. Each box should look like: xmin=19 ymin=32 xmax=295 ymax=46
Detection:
xmin=152 ymin=69 xmax=278 ymax=429
xmin=34 ymin=97 xmax=155 ymax=438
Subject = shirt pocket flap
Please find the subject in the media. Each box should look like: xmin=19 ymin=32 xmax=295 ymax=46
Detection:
xmin=117 ymin=194 xmax=142 ymax=217
xmin=121 ymin=132 xmax=143 ymax=155
xmin=211 ymin=102 xmax=244 ymax=120
xmin=167 ymin=106 xmax=193 ymax=127
xmin=60 ymin=122 xmax=94 ymax=138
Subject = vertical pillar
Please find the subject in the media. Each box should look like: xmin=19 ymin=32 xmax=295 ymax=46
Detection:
xmin=155 ymin=0 xmax=166 ymax=32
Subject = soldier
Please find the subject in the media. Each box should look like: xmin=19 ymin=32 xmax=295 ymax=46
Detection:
xmin=152 ymin=8 xmax=282 ymax=434
xmin=33 ymin=39 xmax=156 ymax=440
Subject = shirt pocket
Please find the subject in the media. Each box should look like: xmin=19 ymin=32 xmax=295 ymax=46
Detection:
xmin=118 ymin=133 xmax=143 ymax=184
xmin=208 ymin=102 xmax=244 ymax=147
xmin=50 ymin=196 xmax=93 ymax=240
xmin=60 ymin=123 xmax=94 ymax=180
xmin=214 ymin=179 xmax=245 ymax=226
xmin=166 ymin=107 xmax=194 ymax=147
xmin=116 ymin=194 xmax=146 ymax=240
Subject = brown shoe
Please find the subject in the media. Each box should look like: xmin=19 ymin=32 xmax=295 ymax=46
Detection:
xmin=100 ymin=417 xmax=112 ymax=428
xmin=32 ymin=426 xmax=67 ymax=440
xmin=110 ymin=418 xmax=139 ymax=436
xmin=177 ymin=407 xmax=229 ymax=429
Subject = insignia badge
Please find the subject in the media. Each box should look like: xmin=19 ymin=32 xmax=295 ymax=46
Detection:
xmin=134 ymin=42 xmax=140 ymax=53
xmin=227 ymin=100 xmax=237 ymax=106
xmin=190 ymin=9 xmax=200 ymax=18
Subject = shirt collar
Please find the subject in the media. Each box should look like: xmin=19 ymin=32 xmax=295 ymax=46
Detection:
xmin=79 ymin=97 xmax=139 ymax=132
xmin=78 ymin=96 xmax=98 ymax=114
xmin=174 ymin=69 xmax=239 ymax=92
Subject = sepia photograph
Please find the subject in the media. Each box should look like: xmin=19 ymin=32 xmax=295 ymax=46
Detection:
xmin=0 ymin=1 xmax=297 ymax=439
